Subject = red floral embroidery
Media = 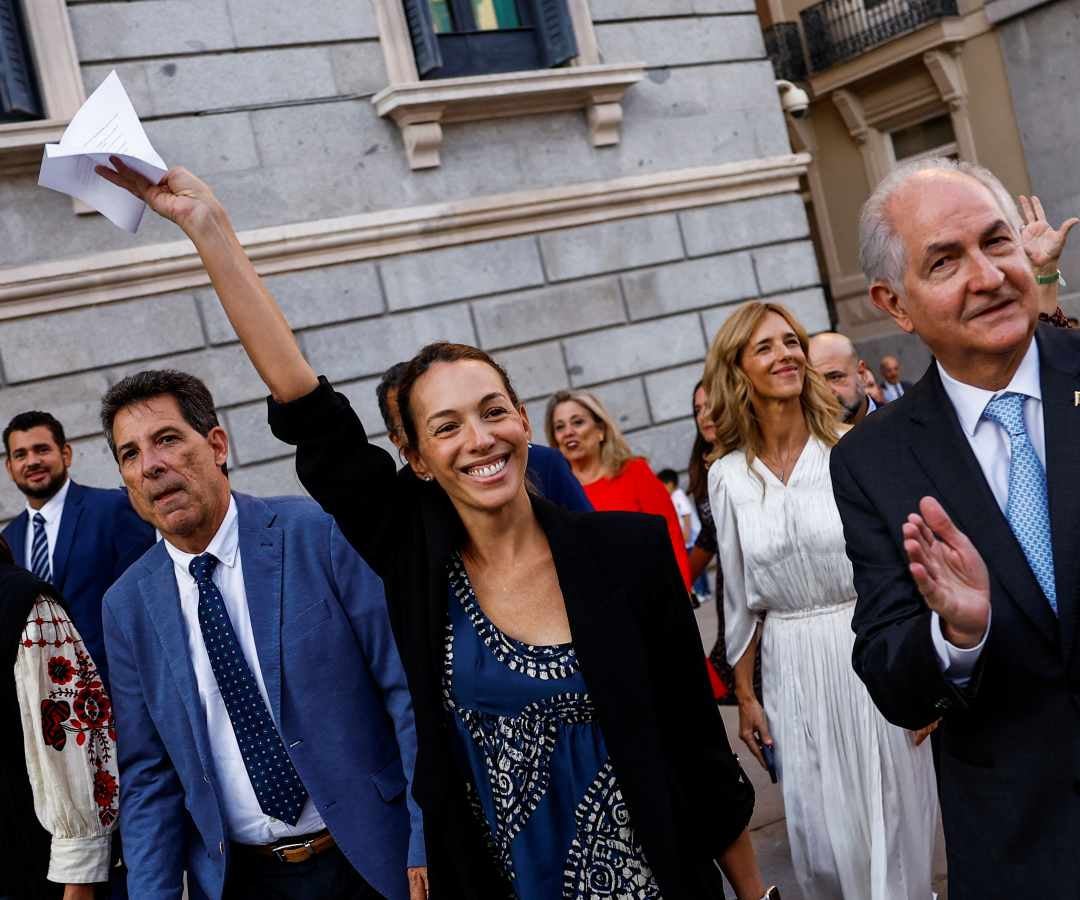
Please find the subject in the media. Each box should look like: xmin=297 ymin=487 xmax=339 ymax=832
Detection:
xmin=94 ymin=770 xmax=118 ymax=809
xmin=41 ymin=699 xmax=71 ymax=750
xmin=73 ymin=686 xmax=111 ymax=729
xmin=48 ymin=656 xmax=75 ymax=684
xmin=27 ymin=606 xmax=120 ymax=828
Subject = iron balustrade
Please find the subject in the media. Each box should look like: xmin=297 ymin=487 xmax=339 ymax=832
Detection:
xmin=799 ymin=0 xmax=958 ymax=72
xmin=763 ymin=22 xmax=808 ymax=83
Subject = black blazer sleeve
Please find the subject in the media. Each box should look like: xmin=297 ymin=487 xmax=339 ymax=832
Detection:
xmin=644 ymin=517 xmax=753 ymax=854
xmin=267 ymin=377 xmax=403 ymax=579
xmin=830 ymin=442 xmax=970 ymax=730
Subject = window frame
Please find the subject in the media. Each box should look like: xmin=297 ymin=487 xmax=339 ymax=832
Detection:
xmin=411 ymin=0 xmax=575 ymax=80
xmin=887 ymin=112 xmax=958 ymax=165
xmin=0 ymin=0 xmax=43 ymax=122
xmin=371 ymin=0 xmax=644 ymax=170
xmin=0 ymin=0 xmax=84 ymax=161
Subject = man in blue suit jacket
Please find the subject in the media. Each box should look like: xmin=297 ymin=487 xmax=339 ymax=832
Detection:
xmin=3 ymin=411 xmax=155 ymax=689
xmin=100 ymin=370 xmax=425 ymax=900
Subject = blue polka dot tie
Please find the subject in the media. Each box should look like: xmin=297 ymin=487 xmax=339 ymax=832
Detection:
xmin=981 ymin=392 xmax=1057 ymax=614
xmin=189 ymin=554 xmax=308 ymax=824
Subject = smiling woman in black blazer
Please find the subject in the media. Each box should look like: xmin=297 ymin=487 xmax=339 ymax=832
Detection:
xmin=99 ymin=160 xmax=775 ymax=900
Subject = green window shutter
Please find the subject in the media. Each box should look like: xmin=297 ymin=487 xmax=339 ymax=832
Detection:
xmin=404 ymin=0 xmax=443 ymax=76
xmin=526 ymin=0 xmax=577 ymax=68
xmin=0 ymin=0 xmax=41 ymax=119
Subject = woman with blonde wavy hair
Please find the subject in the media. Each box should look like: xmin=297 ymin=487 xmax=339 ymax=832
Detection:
xmin=704 ymin=301 xmax=937 ymax=900
xmin=545 ymin=389 xmax=692 ymax=590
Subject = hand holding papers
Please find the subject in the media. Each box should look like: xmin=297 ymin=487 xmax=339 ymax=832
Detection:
xmin=38 ymin=71 xmax=167 ymax=233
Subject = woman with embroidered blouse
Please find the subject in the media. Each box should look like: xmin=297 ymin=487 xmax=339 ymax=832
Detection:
xmin=0 ymin=535 xmax=119 ymax=900
xmin=97 ymin=159 xmax=781 ymax=900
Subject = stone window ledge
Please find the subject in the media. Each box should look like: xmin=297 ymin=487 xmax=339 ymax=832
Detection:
xmin=0 ymin=0 xmax=83 ymax=171
xmin=0 ymin=118 xmax=67 ymax=154
xmin=372 ymin=62 xmax=645 ymax=170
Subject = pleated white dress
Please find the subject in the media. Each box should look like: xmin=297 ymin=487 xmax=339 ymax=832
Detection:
xmin=709 ymin=436 xmax=937 ymax=900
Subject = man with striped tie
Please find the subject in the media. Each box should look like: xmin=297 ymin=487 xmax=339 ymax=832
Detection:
xmin=2 ymin=411 xmax=154 ymax=690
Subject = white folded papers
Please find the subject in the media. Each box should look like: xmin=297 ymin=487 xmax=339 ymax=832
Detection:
xmin=38 ymin=70 xmax=168 ymax=234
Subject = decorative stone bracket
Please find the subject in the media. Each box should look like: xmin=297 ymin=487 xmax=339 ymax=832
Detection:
xmin=372 ymin=62 xmax=645 ymax=170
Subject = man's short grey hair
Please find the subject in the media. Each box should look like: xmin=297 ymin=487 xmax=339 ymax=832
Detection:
xmin=858 ymin=158 xmax=1023 ymax=293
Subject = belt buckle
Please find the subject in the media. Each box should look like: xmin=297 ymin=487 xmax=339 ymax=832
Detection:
xmin=272 ymin=839 xmax=313 ymax=863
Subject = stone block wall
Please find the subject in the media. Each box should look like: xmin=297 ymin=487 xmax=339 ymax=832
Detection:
xmin=0 ymin=0 xmax=827 ymax=520
xmin=994 ymin=0 xmax=1080 ymax=317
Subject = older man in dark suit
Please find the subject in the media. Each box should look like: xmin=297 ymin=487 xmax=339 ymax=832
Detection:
xmin=830 ymin=158 xmax=1080 ymax=898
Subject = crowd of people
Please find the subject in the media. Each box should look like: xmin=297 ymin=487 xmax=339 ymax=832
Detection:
xmin=1 ymin=151 xmax=1076 ymax=900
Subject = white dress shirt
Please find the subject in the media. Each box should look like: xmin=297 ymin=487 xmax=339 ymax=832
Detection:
xmin=930 ymin=338 xmax=1045 ymax=683
xmin=163 ymin=497 xmax=326 ymax=844
xmin=23 ymin=476 xmax=71 ymax=572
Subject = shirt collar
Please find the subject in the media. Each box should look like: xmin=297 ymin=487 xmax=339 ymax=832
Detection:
xmin=936 ymin=338 xmax=1042 ymax=438
xmin=27 ymin=476 xmax=71 ymax=523
xmin=164 ymin=495 xmax=240 ymax=575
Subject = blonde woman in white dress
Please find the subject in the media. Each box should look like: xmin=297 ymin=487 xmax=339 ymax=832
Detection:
xmin=703 ymin=301 xmax=937 ymax=900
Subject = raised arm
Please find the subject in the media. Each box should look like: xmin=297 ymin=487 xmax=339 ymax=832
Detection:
xmin=96 ymin=159 xmax=318 ymax=402
xmin=1018 ymin=193 xmax=1077 ymax=320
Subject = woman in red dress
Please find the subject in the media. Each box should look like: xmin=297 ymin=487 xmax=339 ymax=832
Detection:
xmin=544 ymin=390 xmax=692 ymax=590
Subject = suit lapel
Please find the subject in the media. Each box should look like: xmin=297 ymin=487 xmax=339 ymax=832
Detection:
xmin=905 ymin=366 xmax=1058 ymax=645
xmin=52 ymin=481 xmax=85 ymax=587
xmin=6 ymin=512 xmax=28 ymax=567
xmin=236 ymin=494 xmax=284 ymax=727
xmin=140 ymin=548 xmax=215 ymax=769
xmin=1036 ymin=327 xmax=1080 ymax=660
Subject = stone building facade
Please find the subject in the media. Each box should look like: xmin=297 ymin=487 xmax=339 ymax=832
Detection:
xmin=989 ymin=0 xmax=1080 ymax=306
xmin=0 ymin=0 xmax=825 ymax=520
xmin=759 ymin=0 xmax=1078 ymax=377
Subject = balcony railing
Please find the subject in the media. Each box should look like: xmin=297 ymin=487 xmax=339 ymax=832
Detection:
xmin=763 ymin=22 xmax=808 ymax=83
xmin=799 ymin=0 xmax=958 ymax=72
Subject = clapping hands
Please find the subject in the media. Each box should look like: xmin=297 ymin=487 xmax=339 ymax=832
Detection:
xmin=902 ymin=497 xmax=990 ymax=650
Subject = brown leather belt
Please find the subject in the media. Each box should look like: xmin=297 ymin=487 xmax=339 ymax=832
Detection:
xmin=241 ymin=829 xmax=336 ymax=863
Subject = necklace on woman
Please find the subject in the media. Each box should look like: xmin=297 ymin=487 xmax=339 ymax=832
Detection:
xmin=760 ymin=453 xmax=791 ymax=483
xmin=760 ymin=437 xmax=805 ymax=484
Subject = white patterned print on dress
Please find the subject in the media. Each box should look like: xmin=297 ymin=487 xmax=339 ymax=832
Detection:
xmin=458 ymin=693 xmax=596 ymax=871
xmin=563 ymin=761 xmax=662 ymax=900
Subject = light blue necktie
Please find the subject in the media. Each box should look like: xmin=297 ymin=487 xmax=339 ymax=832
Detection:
xmin=981 ymin=392 xmax=1057 ymax=613
xmin=31 ymin=512 xmax=51 ymax=583
xmin=189 ymin=553 xmax=308 ymax=824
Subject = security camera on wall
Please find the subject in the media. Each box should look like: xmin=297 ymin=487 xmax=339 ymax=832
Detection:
xmin=776 ymin=80 xmax=811 ymax=119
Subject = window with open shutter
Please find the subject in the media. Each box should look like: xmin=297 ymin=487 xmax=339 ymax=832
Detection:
xmin=406 ymin=0 xmax=576 ymax=79
xmin=0 ymin=0 xmax=42 ymax=122
xmin=528 ymin=0 xmax=576 ymax=68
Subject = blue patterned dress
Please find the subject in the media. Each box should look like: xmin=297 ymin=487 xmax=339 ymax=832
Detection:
xmin=443 ymin=555 xmax=663 ymax=900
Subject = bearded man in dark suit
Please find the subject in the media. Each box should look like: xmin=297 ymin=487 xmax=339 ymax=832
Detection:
xmin=830 ymin=158 xmax=1080 ymax=898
